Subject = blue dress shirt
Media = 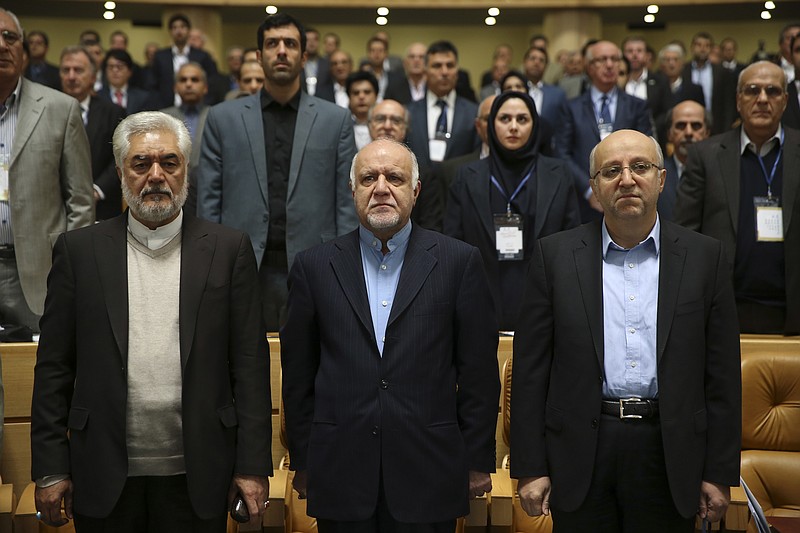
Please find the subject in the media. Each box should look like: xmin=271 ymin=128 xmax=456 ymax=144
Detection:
xmin=359 ymin=221 xmax=412 ymax=355
xmin=601 ymin=216 xmax=661 ymax=398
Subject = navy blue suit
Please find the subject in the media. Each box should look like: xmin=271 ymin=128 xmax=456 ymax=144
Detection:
xmin=149 ymin=47 xmax=218 ymax=108
xmin=658 ymin=156 xmax=681 ymax=222
xmin=280 ymin=225 xmax=500 ymax=523
xmin=537 ymin=84 xmax=568 ymax=155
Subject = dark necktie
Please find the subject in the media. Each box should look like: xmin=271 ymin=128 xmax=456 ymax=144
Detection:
xmin=599 ymin=95 xmax=612 ymax=125
xmin=435 ymin=99 xmax=448 ymax=136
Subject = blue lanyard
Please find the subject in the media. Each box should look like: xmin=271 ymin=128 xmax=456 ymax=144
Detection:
xmin=756 ymin=129 xmax=783 ymax=199
xmin=490 ymin=166 xmax=535 ymax=216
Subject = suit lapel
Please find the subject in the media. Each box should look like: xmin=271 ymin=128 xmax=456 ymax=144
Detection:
xmin=717 ymin=132 xmax=740 ymax=233
xmin=11 ymin=81 xmax=45 ymax=168
xmin=656 ymin=223 xmax=686 ymax=362
xmin=330 ymin=232 xmax=375 ymax=338
xmin=614 ymin=93 xmax=631 ymax=129
xmin=532 ymin=159 xmax=559 ymax=238
xmin=289 ymin=93 xmax=317 ymax=200
xmin=464 ymin=163 xmax=495 ymax=241
xmin=240 ymin=96 xmax=269 ymax=204
xmin=574 ymin=223 xmax=605 ymax=371
xmin=93 ymin=214 xmax=129 ymax=365
xmin=178 ymin=215 xmax=215 ymax=369
xmin=581 ymin=94 xmax=601 ymax=140
xmin=782 ymin=129 xmax=800 ymax=234
xmin=447 ymin=98 xmax=468 ymax=159
xmin=86 ymin=99 xmax=100 ymax=146
xmin=388 ymin=227 xmax=437 ymax=326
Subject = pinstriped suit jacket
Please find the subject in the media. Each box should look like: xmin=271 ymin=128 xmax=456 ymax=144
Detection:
xmin=10 ymin=78 xmax=93 ymax=315
xmin=280 ymin=225 xmax=500 ymax=523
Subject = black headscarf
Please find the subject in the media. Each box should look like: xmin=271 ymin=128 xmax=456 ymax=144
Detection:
xmin=487 ymin=90 xmax=541 ymax=197
xmin=499 ymin=70 xmax=529 ymax=92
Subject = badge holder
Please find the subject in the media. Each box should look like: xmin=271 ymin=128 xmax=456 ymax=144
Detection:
xmin=429 ymin=131 xmax=449 ymax=163
xmin=754 ymin=196 xmax=783 ymax=242
xmin=494 ymin=211 xmax=523 ymax=261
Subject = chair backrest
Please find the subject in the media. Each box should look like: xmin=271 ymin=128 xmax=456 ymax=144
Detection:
xmin=501 ymin=356 xmax=513 ymax=449
xmin=741 ymin=352 xmax=800 ymax=451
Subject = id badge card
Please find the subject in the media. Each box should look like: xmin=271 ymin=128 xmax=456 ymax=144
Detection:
xmin=754 ymin=196 xmax=783 ymax=242
xmin=0 ymin=153 xmax=9 ymax=202
xmin=429 ymin=138 xmax=447 ymax=162
xmin=494 ymin=213 xmax=523 ymax=261
xmin=598 ymin=122 xmax=613 ymax=140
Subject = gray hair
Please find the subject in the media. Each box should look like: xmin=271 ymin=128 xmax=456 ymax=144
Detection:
xmin=658 ymin=43 xmax=685 ymax=61
xmin=112 ymin=111 xmax=191 ymax=170
xmin=0 ymin=8 xmax=23 ymax=35
xmin=366 ymin=100 xmax=409 ymax=125
xmin=589 ymin=134 xmax=663 ymax=179
xmin=349 ymin=139 xmax=419 ymax=191
xmin=60 ymin=45 xmax=97 ymax=74
xmin=177 ymin=61 xmax=208 ymax=84
xmin=737 ymin=60 xmax=787 ymax=92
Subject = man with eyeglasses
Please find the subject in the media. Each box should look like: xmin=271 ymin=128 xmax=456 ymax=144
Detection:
xmin=555 ymin=40 xmax=652 ymax=223
xmin=367 ymin=99 xmax=408 ymax=143
xmin=675 ymin=61 xmax=800 ymax=335
xmin=513 ymin=128 xmax=741 ymax=533
xmin=658 ymin=100 xmax=710 ymax=221
xmin=0 ymin=8 xmax=93 ymax=333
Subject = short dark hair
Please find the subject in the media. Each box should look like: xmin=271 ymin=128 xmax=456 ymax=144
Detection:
xmin=779 ymin=23 xmax=800 ymax=43
xmin=79 ymin=29 xmax=100 ymax=45
xmin=27 ymin=30 xmax=49 ymax=47
xmin=426 ymin=40 xmax=458 ymax=62
xmin=305 ymin=27 xmax=319 ymax=37
xmin=104 ymin=48 xmax=133 ymax=70
xmin=692 ymin=31 xmax=714 ymax=45
xmin=529 ymin=34 xmax=548 ymax=46
xmin=525 ymin=46 xmax=548 ymax=65
xmin=257 ymin=13 xmax=307 ymax=54
xmin=110 ymin=30 xmax=129 ymax=46
xmin=168 ymin=14 xmax=191 ymax=30
xmin=665 ymin=102 xmax=713 ymax=131
xmin=345 ymin=71 xmax=378 ymax=96
xmin=367 ymin=36 xmax=388 ymax=53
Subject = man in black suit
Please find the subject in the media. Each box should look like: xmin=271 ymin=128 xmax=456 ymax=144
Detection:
xmin=99 ymin=49 xmax=158 ymax=115
xmin=622 ymin=36 xmax=671 ymax=128
xmin=301 ymin=27 xmax=330 ymax=97
xmin=719 ymin=38 xmax=746 ymax=78
xmin=383 ymin=42 xmax=427 ymax=105
xmin=149 ymin=14 xmax=218 ymax=108
xmin=32 ymin=111 xmax=271 ymax=532
xmin=784 ymin=34 xmax=800 ymax=130
xmin=512 ymin=129 xmax=741 ymax=533
xmin=23 ymin=31 xmax=60 ymax=90
xmin=60 ymin=46 xmax=126 ymax=220
xmin=682 ymin=32 xmax=736 ymax=135
xmin=675 ymin=61 xmax=800 ymax=334
xmin=281 ymin=139 xmax=499 ymax=532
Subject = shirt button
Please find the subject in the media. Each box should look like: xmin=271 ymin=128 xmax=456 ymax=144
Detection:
xmin=628 ymin=263 xmax=634 ymax=268
xmin=382 ymin=300 xmax=388 ymax=307
xmin=372 ymin=240 xmax=377 ymax=246
xmin=380 ymin=264 xmax=387 ymax=270
xmin=631 ymin=361 xmax=637 ymax=368
xmin=372 ymin=426 xmax=379 ymax=435
xmin=629 ymin=328 xmax=635 ymax=334
xmin=380 ymin=379 xmax=388 ymax=389
xmin=629 ymin=295 xmax=635 ymax=301
xmin=382 ymin=336 xmax=386 ymax=342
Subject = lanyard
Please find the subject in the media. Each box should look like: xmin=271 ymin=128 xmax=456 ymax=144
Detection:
xmin=756 ymin=129 xmax=784 ymax=199
xmin=490 ymin=166 xmax=534 ymax=216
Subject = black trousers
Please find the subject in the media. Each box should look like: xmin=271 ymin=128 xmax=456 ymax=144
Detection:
xmin=260 ymin=249 xmax=288 ymax=333
xmin=736 ymin=299 xmax=785 ymax=334
xmin=73 ymin=475 xmax=227 ymax=533
xmin=317 ymin=476 xmax=456 ymax=533
xmin=551 ymin=414 xmax=694 ymax=533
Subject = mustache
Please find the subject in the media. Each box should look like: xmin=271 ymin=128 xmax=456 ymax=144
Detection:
xmin=140 ymin=186 xmax=174 ymax=199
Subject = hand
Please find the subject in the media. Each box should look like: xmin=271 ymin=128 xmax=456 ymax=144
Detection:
xmin=228 ymin=474 xmax=270 ymax=523
xmin=697 ymin=481 xmax=730 ymax=523
xmin=292 ymin=470 xmax=308 ymax=499
xmin=35 ymin=479 xmax=73 ymax=527
xmin=588 ymin=192 xmax=604 ymax=213
xmin=468 ymin=471 xmax=492 ymax=499
xmin=517 ymin=476 xmax=551 ymax=517
xmin=93 ymin=190 xmax=100 ymax=203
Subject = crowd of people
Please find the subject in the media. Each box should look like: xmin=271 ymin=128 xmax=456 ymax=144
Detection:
xmin=0 ymin=5 xmax=796 ymax=532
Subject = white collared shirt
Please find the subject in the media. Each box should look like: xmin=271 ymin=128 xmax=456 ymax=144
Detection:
xmin=333 ymin=82 xmax=348 ymax=108
xmin=625 ymin=69 xmax=649 ymax=101
xmin=781 ymin=56 xmax=795 ymax=84
xmin=127 ymin=210 xmax=184 ymax=250
xmin=426 ymin=89 xmax=456 ymax=141
xmin=740 ymin=125 xmax=782 ymax=158
xmin=528 ymin=80 xmax=544 ymax=117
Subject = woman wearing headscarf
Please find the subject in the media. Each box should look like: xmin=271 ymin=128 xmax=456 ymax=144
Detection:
xmin=444 ymin=91 xmax=580 ymax=330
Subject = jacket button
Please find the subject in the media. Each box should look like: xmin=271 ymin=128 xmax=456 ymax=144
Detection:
xmin=372 ymin=426 xmax=379 ymax=436
xmin=591 ymin=419 xmax=599 ymax=429
xmin=380 ymin=379 xmax=388 ymax=390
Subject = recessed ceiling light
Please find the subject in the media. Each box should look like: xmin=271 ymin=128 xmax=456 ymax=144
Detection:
xmin=377 ymin=7 xmax=389 ymax=16
xmin=104 ymin=1 xmax=116 ymax=9
xmin=265 ymin=5 xmax=278 ymax=14
xmin=103 ymin=10 xmax=115 ymax=19
xmin=488 ymin=7 xmax=500 ymax=17
xmin=376 ymin=16 xmax=388 ymax=25
xmin=647 ymin=4 xmax=659 ymax=14
xmin=760 ymin=9 xmax=772 ymax=18
xmin=764 ymin=1 xmax=775 ymax=8
xmin=644 ymin=13 xmax=656 ymax=23
xmin=485 ymin=16 xmax=497 ymax=25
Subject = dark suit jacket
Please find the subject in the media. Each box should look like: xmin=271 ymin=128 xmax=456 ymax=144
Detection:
xmin=681 ymin=63 xmax=737 ymax=135
xmin=674 ymin=126 xmax=800 ymax=333
xmin=149 ymin=47 xmax=219 ymax=108
xmin=31 ymin=213 xmax=272 ymax=519
xmin=24 ymin=61 xmax=61 ymax=91
xmin=97 ymin=85 xmax=159 ymax=115
xmin=537 ymin=84 xmax=568 ymax=155
xmin=510 ymin=220 xmax=741 ymax=517
xmin=784 ymin=82 xmax=800 ymax=131
xmin=281 ymin=226 xmax=500 ymax=523
xmin=658 ymin=156 xmax=682 ymax=222
xmin=641 ymin=71 xmax=672 ymax=127
xmin=554 ymin=89 xmax=652 ymax=220
xmin=383 ymin=73 xmax=414 ymax=105
xmin=86 ymin=97 xmax=126 ymax=220
xmin=443 ymin=156 xmax=580 ymax=326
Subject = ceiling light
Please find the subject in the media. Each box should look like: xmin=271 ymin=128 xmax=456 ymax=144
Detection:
xmin=103 ymin=10 xmax=115 ymax=19
xmin=376 ymin=16 xmax=388 ymax=25
xmin=265 ymin=5 xmax=278 ymax=14
xmin=760 ymin=9 xmax=772 ymax=18
xmin=488 ymin=7 xmax=500 ymax=16
xmin=764 ymin=0 xmax=775 ymax=8
xmin=647 ymin=4 xmax=659 ymax=13
xmin=644 ymin=13 xmax=656 ymax=23
xmin=104 ymin=1 xmax=116 ymax=9
xmin=377 ymin=7 xmax=389 ymax=16
xmin=485 ymin=16 xmax=497 ymax=25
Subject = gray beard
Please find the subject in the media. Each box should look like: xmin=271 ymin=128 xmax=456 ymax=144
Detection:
xmin=121 ymin=178 xmax=188 ymax=224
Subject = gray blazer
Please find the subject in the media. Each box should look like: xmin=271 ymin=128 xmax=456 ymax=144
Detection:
xmin=196 ymin=91 xmax=358 ymax=268
xmin=11 ymin=79 xmax=94 ymax=315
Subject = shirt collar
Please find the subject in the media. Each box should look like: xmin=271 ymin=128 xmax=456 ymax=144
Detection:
xmin=172 ymin=44 xmax=189 ymax=56
xmin=3 ymin=76 xmax=22 ymax=108
xmin=260 ymin=87 xmax=301 ymax=111
xmin=426 ymin=89 xmax=456 ymax=109
xmin=601 ymin=214 xmax=661 ymax=258
xmin=630 ymin=68 xmax=649 ymax=84
xmin=127 ymin=210 xmax=184 ymax=250
xmin=590 ymin=84 xmax=617 ymax=105
xmin=740 ymin=124 xmax=783 ymax=157
xmin=79 ymin=95 xmax=91 ymax=110
xmin=359 ymin=220 xmax=412 ymax=254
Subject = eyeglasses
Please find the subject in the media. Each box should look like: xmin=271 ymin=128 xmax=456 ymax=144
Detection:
xmin=370 ymin=114 xmax=405 ymax=126
xmin=593 ymin=161 xmax=660 ymax=181
xmin=739 ymin=84 xmax=785 ymax=99
xmin=673 ymin=121 xmax=705 ymax=131
xmin=0 ymin=30 xmax=21 ymax=46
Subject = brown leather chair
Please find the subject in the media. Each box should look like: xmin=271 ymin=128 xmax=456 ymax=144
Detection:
xmin=739 ymin=351 xmax=800 ymax=520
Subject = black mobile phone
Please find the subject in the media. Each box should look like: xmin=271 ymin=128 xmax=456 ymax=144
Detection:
xmin=230 ymin=494 xmax=250 ymax=523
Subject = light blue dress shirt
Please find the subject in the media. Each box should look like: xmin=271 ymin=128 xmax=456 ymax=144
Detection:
xmin=359 ymin=221 xmax=412 ymax=356
xmin=691 ymin=61 xmax=713 ymax=111
xmin=601 ymin=216 xmax=661 ymax=399
xmin=590 ymin=85 xmax=618 ymax=124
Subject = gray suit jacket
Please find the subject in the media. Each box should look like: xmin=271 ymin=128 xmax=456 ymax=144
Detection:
xmin=11 ymin=79 xmax=94 ymax=315
xmin=197 ymin=91 xmax=358 ymax=268
xmin=674 ymin=126 xmax=800 ymax=333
